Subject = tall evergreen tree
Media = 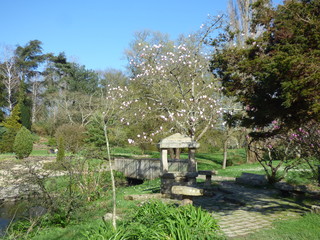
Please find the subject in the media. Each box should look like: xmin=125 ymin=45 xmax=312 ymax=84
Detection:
xmin=18 ymin=81 xmax=32 ymax=130
xmin=14 ymin=40 xmax=47 ymax=82
xmin=14 ymin=40 xmax=48 ymax=128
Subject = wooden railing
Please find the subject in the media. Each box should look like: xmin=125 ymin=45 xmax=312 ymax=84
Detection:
xmin=114 ymin=158 xmax=188 ymax=180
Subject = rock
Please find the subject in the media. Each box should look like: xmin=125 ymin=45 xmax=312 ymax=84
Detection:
xmin=103 ymin=213 xmax=121 ymax=222
xmin=124 ymin=193 xmax=164 ymax=201
xmin=236 ymin=173 xmax=268 ymax=186
xmin=171 ymin=186 xmax=203 ymax=196
xmin=311 ymin=205 xmax=320 ymax=214
xmin=181 ymin=198 xmax=193 ymax=205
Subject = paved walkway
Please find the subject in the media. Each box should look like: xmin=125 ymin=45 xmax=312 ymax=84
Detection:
xmin=193 ymin=177 xmax=310 ymax=239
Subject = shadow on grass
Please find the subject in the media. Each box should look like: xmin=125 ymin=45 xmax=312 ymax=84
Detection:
xmin=142 ymin=187 xmax=161 ymax=193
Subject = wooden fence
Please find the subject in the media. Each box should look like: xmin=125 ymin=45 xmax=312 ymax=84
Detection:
xmin=114 ymin=158 xmax=188 ymax=180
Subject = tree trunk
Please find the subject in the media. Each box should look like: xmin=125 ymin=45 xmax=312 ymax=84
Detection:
xmin=222 ymin=139 xmax=228 ymax=169
xmin=103 ymin=124 xmax=117 ymax=230
xmin=31 ymin=84 xmax=37 ymax=124
xmin=247 ymin=141 xmax=260 ymax=163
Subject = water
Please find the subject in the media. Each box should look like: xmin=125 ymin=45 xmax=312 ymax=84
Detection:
xmin=0 ymin=201 xmax=46 ymax=237
xmin=0 ymin=202 xmax=17 ymax=236
xmin=0 ymin=217 xmax=10 ymax=236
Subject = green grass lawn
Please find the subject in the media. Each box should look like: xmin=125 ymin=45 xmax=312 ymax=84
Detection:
xmin=195 ymin=149 xmax=268 ymax=177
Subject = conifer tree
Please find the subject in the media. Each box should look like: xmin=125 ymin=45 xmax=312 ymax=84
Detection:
xmin=18 ymin=81 xmax=32 ymax=130
xmin=1 ymin=104 xmax=22 ymax=131
xmin=0 ymin=104 xmax=22 ymax=152
xmin=13 ymin=126 xmax=33 ymax=159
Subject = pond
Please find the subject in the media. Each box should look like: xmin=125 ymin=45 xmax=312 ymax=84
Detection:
xmin=0 ymin=202 xmax=18 ymax=236
xmin=0 ymin=201 xmax=46 ymax=237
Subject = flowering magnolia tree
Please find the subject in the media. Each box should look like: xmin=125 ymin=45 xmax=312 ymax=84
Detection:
xmin=124 ymin=17 xmax=225 ymax=142
xmin=249 ymin=133 xmax=303 ymax=184
xmin=288 ymin=121 xmax=320 ymax=178
xmin=249 ymin=120 xmax=320 ymax=183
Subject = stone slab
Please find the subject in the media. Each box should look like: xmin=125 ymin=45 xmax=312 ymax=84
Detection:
xmin=171 ymin=186 xmax=203 ymax=196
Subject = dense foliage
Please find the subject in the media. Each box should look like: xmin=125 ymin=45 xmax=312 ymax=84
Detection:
xmin=55 ymin=123 xmax=86 ymax=153
xmin=212 ymin=0 xmax=320 ymax=136
xmin=0 ymin=104 xmax=22 ymax=152
xmin=85 ymin=201 xmax=223 ymax=240
xmin=13 ymin=126 xmax=33 ymax=159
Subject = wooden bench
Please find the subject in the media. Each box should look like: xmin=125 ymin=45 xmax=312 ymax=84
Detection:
xmin=171 ymin=185 xmax=203 ymax=205
xmin=198 ymin=170 xmax=217 ymax=186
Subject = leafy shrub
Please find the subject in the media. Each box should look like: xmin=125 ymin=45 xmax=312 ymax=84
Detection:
xmin=31 ymin=122 xmax=48 ymax=136
xmin=55 ymin=123 xmax=85 ymax=153
xmin=47 ymin=137 xmax=57 ymax=147
xmin=84 ymin=201 xmax=223 ymax=240
xmin=0 ymin=128 xmax=16 ymax=153
xmin=31 ymin=120 xmax=57 ymax=137
xmin=13 ymin=126 xmax=33 ymax=159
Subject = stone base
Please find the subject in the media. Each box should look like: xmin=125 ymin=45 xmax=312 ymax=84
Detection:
xmin=160 ymin=172 xmax=198 ymax=195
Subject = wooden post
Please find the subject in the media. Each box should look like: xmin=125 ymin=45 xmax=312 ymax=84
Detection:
xmin=160 ymin=149 xmax=168 ymax=173
xmin=188 ymin=148 xmax=197 ymax=172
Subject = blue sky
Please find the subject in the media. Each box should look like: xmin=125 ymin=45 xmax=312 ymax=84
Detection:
xmin=0 ymin=0 xmax=282 ymax=71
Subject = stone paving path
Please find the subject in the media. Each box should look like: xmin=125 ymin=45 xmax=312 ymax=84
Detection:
xmin=193 ymin=177 xmax=310 ymax=239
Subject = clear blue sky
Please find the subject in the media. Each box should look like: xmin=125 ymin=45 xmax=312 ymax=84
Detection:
xmin=0 ymin=0 xmax=282 ymax=71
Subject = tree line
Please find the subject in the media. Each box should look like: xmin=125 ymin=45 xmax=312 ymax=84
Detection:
xmin=0 ymin=0 xmax=319 ymax=181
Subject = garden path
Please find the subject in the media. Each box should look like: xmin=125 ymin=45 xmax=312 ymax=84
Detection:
xmin=193 ymin=177 xmax=310 ymax=239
